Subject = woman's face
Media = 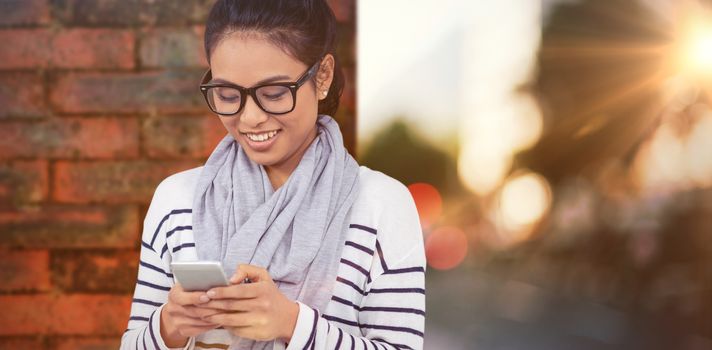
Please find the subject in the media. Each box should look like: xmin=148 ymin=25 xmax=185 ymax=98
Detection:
xmin=208 ymin=32 xmax=331 ymax=168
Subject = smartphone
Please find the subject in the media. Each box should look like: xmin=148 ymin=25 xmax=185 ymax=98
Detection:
xmin=170 ymin=261 xmax=230 ymax=292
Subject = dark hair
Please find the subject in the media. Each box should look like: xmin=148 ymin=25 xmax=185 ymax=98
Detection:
xmin=204 ymin=0 xmax=344 ymax=117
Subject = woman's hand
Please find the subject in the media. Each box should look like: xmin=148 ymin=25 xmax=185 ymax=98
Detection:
xmin=196 ymin=264 xmax=300 ymax=342
xmin=160 ymin=283 xmax=222 ymax=347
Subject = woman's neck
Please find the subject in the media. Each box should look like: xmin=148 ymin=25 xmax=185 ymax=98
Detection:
xmin=265 ymin=126 xmax=319 ymax=190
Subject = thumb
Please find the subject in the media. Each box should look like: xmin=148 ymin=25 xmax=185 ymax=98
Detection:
xmin=230 ymin=264 xmax=271 ymax=284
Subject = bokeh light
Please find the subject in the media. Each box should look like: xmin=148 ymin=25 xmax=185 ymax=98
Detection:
xmin=495 ymin=172 xmax=552 ymax=239
xmin=408 ymin=182 xmax=443 ymax=230
xmin=425 ymin=226 xmax=469 ymax=270
xmin=457 ymin=139 xmax=512 ymax=196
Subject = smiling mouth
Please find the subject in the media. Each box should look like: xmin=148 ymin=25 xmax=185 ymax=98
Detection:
xmin=241 ymin=129 xmax=281 ymax=142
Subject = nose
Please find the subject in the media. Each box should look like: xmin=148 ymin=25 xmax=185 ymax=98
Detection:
xmin=240 ymin=94 xmax=269 ymax=127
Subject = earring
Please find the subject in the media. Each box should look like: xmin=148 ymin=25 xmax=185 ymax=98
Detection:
xmin=322 ymin=91 xmax=328 ymax=97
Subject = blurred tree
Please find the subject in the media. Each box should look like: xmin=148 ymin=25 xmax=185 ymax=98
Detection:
xmin=359 ymin=118 xmax=465 ymax=198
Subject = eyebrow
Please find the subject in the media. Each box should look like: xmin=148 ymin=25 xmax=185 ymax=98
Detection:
xmin=210 ymin=74 xmax=292 ymax=86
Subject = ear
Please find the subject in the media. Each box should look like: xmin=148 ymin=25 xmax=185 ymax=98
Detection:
xmin=316 ymin=54 xmax=335 ymax=101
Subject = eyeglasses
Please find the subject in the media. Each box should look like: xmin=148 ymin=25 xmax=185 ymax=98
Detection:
xmin=199 ymin=59 xmax=322 ymax=116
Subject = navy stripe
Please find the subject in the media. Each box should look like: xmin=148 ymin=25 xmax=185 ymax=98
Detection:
xmin=371 ymin=338 xmax=414 ymax=350
xmin=349 ymin=333 xmax=355 ymax=350
xmin=323 ymin=314 xmax=359 ymax=327
xmin=383 ymin=266 xmax=425 ymax=275
xmin=149 ymin=209 xmax=192 ymax=247
xmin=142 ymin=327 xmax=147 ymax=350
xmin=335 ymin=328 xmax=343 ymax=348
xmin=361 ymin=305 xmax=425 ymax=316
xmin=302 ymin=307 xmax=318 ymax=350
xmin=345 ymin=241 xmax=374 ymax=256
xmin=361 ymin=323 xmax=424 ymax=337
xmin=310 ymin=308 xmax=317 ymax=350
xmin=132 ymin=298 xmax=163 ymax=307
xmin=165 ymin=225 xmax=192 ymax=239
xmin=340 ymin=258 xmax=371 ymax=280
xmin=330 ymin=296 xmax=425 ymax=316
xmin=375 ymin=240 xmax=388 ymax=271
xmin=331 ymin=295 xmax=357 ymax=308
xmin=367 ymin=287 xmax=425 ymax=295
xmin=137 ymin=279 xmax=171 ymax=292
xmin=141 ymin=240 xmax=154 ymax=252
xmin=336 ymin=276 xmax=364 ymax=295
xmin=335 ymin=276 xmax=423 ymax=298
xmin=148 ymin=310 xmax=161 ymax=349
xmin=172 ymin=242 xmax=196 ymax=253
xmin=135 ymin=325 xmax=140 ymax=349
xmin=139 ymin=260 xmax=173 ymax=278
xmin=361 ymin=338 xmax=367 ymax=350
xmin=310 ymin=324 xmax=316 ymax=350
xmin=349 ymin=224 xmax=377 ymax=235
xmin=160 ymin=244 xmax=169 ymax=259
xmin=129 ymin=316 xmax=149 ymax=322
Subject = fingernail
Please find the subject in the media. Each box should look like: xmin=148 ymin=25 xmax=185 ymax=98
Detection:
xmin=207 ymin=290 xmax=216 ymax=297
xmin=199 ymin=294 xmax=210 ymax=303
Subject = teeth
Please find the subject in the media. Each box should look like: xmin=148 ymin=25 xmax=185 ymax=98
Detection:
xmin=246 ymin=130 xmax=278 ymax=142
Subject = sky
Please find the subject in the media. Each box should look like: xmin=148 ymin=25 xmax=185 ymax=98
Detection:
xmin=356 ymin=0 xmax=561 ymax=152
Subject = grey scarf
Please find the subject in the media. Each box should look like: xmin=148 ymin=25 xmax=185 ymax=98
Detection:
xmin=192 ymin=114 xmax=360 ymax=349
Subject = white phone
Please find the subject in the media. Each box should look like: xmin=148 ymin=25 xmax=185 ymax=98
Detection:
xmin=170 ymin=261 xmax=230 ymax=292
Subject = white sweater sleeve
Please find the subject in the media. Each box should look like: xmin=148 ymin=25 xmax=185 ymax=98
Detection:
xmin=119 ymin=180 xmax=195 ymax=350
xmin=285 ymin=246 xmax=426 ymax=350
xmin=284 ymin=174 xmax=427 ymax=350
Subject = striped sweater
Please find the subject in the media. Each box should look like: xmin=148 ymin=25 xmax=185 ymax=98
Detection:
xmin=120 ymin=165 xmax=426 ymax=350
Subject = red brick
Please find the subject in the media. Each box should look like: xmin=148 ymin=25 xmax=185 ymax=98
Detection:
xmin=52 ymin=160 xmax=201 ymax=203
xmin=142 ymin=115 xmax=226 ymax=158
xmin=0 ymin=294 xmax=131 ymax=336
xmin=0 ymin=336 xmax=46 ymax=349
xmin=0 ymin=249 xmax=50 ymax=292
xmin=0 ymin=117 xmax=139 ymax=159
xmin=50 ymin=71 xmax=206 ymax=114
xmin=0 ymin=29 xmax=134 ymax=70
xmin=0 ymin=160 xmax=49 ymax=204
xmin=51 ymin=29 xmax=135 ymax=69
xmin=140 ymin=26 xmax=207 ymax=68
xmin=0 ymin=205 xmax=138 ymax=248
xmin=52 ymin=250 xmax=139 ymax=293
xmin=0 ymin=29 xmax=51 ymax=69
xmin=51 ymin=337 xmax=121 ymax=350
xmin=0 ymin=72 xmax=48 ymax=118
xmin=53 ymin=0 xmax=211 ymax=26
xmin=0 ymin=295 xmax=53 ymax=334
xmin=0 ymin=0 xmax=50 ymax=26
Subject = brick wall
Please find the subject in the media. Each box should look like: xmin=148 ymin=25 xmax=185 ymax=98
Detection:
xmin=0 ymin=0 xmax=356 ymax=348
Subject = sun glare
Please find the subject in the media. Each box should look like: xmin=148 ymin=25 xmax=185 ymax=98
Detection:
xmin=680 ymin=19 xmax=712 ymax=76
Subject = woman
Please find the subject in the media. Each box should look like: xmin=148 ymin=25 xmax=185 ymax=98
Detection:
xmin=120 ymin=0 xmax=426 ymax=349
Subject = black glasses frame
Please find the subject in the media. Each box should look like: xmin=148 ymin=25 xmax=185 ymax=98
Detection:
xmin=199 ymin=58 xmax=322 ymax=116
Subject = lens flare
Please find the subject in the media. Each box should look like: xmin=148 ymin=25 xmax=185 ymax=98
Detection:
xmin=683 ymin=20 xmax=712 ymax=75
xmin=407 ymin=183 xmax=443 ymax=230
xmin=458 ymin=139 xmax=512 ymax=196
xmin=497 ymin=172 xmax=552 ymax=232
xmin=425 ymin=226 xmax=469 ymax=270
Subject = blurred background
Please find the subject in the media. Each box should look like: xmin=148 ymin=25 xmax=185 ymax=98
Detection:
xmin=358 ymin=0 xmax=712 ymax=349
xmin=0 ymin=0 xmax=710 ymax=349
